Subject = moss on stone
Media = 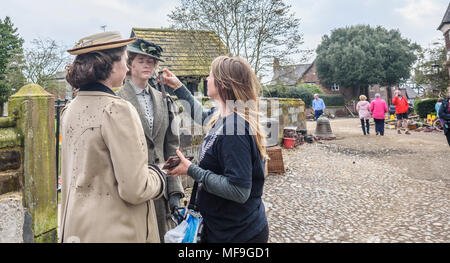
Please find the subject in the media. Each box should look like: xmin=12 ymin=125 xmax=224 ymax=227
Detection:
xmin=7 ymin=84 xmax=57 ymax=243
xmin=0 ymin=117 xmax=16 ymax=128
xmin=0 ymin=128 xmax=21 ymax=148
xmin=9 ymin=84 xmax=52 ymax=98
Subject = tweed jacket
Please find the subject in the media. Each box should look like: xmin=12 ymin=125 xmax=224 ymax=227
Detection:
xmin=117 ymin=79 xmax=184 ymax=241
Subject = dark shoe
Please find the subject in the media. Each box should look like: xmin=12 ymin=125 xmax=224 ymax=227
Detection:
xmin=397 ymin=130 xmax=401 ymax=134
xmin=376 ymin=132 xmax=379 ymax=136
xmin=405 ymin=131 xmax=411 ymax=135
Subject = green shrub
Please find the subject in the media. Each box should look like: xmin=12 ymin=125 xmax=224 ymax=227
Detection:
xmin=289 ymin=87 xmax=314 ymax=107
xmin=414 ymin=98 xmax=438 ymax=118
xmin=298 ymin=83 xmax=323 ymax=95
xmin=321 ymin=94 xmax=345 ymax=107
xmin=263 ymin=85 xmax=313 ymax=107
xmin=263 ymin=84 xmax=287 ymax=98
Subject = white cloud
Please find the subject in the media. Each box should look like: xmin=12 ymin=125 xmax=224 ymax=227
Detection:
xmin=0 ymin=0 xmax=447 ymax=58
xmin=0 ymin=0 xmax=177 ymax=47
xmin=394 ymin=0 xmax=442 ymax=28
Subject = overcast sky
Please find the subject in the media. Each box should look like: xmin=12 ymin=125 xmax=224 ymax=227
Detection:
xmin=0 ymin=0 xmax=448 ymax=60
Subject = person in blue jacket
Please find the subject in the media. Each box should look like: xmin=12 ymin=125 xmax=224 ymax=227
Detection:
xmin=160 ymin=56 xmax=269 ymax=243
xmin=312 ymin=94 xmax=326 ymax=120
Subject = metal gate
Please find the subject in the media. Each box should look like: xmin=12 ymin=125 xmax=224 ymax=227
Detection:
xmin=55 ymin=98 xmax=68 ymax=192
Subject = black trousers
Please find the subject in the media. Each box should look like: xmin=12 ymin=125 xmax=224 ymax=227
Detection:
xmin=202 ymin=223 xmax=269 ymax=243
xmin=374 ymin=118 xmax=385 ymax=135
xmin=360 ymin=119 xmax=369 ymax=135
xmin=246 ymin=224 xmax=269 ymax=243
xmin=446 ymin=131 xmax=450 ymax=146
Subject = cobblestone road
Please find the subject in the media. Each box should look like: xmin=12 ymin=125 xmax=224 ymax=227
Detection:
xmin=263 ymin=119 xmax=449 ymax=243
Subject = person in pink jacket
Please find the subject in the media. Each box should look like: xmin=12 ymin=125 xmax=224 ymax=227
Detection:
xmin=370 ymin=93 xmax=388 ymax=136
xmin=356 ymin=95 xmax=371 ymax=135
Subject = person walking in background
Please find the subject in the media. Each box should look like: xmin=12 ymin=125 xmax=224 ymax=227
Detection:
xmin=392 ymin=90 xmax=411 ymax=135
xmin=356 ymin=95 xmax=371 ymax=135
xmin=160 ymin=56 xmax=269 ymax=243
xmin=60 ymin=32 xmax=166 ymax=243
xmin=116 ymin=39 xmax=184 ymax=242
xmin=438 ymin=90 xmax=450 ymax=146
xmin=312 ymin=94 xmax=326 ymax=120
xmin=435 ymin=99 xmax=444 ymax=127
xmin=370 ymin=93 xmax=388 ymax=136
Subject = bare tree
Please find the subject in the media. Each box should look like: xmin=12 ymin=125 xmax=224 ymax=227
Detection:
xmin=168 ymin=0 xmax=310 ymax=78
xmin=23 ymin=38 xmax=70 ymax=93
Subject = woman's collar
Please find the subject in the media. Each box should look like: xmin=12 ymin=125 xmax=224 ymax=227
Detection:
xmin=79 ymin=82 xmax=116 ymax=96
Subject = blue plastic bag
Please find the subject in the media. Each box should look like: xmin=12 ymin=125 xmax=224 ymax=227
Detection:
xmin=182 ymin=214 xmax=199 ymax=243
xmin=165 ymin=208 xmax=203 ymax=243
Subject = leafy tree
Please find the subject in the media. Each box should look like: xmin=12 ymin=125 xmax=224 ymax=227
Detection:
xmin=413 ymin=40 xmax=448 ymax=98
xmin=316 ymin=25 xmax=419 ymax=102
xmin=0 ymin=16 xmax=25 ymax=114
xmin=168 ymin=0 xmax=309 ymax=78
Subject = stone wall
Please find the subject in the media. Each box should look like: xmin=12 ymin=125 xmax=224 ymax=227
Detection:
xmin=0 ymin=112 xmax=25 ymax=243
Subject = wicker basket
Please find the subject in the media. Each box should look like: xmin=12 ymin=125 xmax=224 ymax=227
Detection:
xmin=266 ymin=146 xmax=285 ymax=174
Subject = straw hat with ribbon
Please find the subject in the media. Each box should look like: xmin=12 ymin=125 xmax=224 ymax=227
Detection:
xmin=67 ymin=31 xmax=136 ymax=55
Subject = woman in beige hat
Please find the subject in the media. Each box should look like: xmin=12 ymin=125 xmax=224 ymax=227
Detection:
xmin=60 ymin=31 xmax=166 ymax=243
xmin=116 ymin=39 xmax=184 ymax=242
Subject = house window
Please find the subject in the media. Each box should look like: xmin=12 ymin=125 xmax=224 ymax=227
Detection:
xmin=331 ymin=83 xmax=340 ymax=91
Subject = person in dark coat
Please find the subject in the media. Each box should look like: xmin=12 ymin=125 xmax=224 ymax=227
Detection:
xmin=438 ymin=90 xmax=450 ymax=146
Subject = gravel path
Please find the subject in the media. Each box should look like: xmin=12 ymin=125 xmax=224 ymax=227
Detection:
xmin=264 ymin=125 xmax=449 ymax=243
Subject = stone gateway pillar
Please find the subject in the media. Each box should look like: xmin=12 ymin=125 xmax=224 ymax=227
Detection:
xmin=7 ymin=84 xmax=57 ymax=242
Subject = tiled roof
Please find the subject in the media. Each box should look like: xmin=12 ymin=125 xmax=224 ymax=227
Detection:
xmin=131 ymin=28 xmax=229 ymax=77
xmin=438 ymin=3 xmax=450 ymax=30
xmin=270 ymin=63 xmax=313 ymax=86
xmin=405 ymin=85 xmax=417 ymax=99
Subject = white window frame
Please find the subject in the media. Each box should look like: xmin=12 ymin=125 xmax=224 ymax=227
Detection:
xmin=331 ymin=83 xmax=340 ymax=91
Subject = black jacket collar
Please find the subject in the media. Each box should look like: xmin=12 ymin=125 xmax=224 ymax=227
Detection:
xmin=79 ymin=82 xmax=116 ymax=96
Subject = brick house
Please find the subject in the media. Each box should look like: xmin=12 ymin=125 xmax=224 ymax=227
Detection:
xmin=270 ymin=59 xmax=353 ymax=100
xmin=438 ymin=2 xmax=450 ymax=81
xmin=368 ymin=83 xmax=417 ymax=105
xmin=271 ymin=59 xmax=417 ymax=105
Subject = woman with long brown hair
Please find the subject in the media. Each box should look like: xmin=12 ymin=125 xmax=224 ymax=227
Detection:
xmin=162 ymin=56 xmax=268 ymax=243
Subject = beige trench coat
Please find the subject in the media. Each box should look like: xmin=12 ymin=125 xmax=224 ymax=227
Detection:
xmin=59 ymin=90 xmax=166 ymax=243
xmin=117 ymin=79 xmax=184 ymax=242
